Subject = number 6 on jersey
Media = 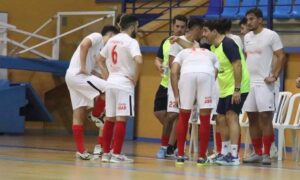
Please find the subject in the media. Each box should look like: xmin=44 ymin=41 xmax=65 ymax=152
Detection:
xmin=112 ymin=45 xmax=118 ymax=64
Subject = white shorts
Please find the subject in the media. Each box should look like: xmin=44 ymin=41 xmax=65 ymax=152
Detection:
xmin=179 ymin=73 xmax=214 ymax=110
xmin=65 ymin=71 xmax=107 ymax=110
xmin=167 ymin=84 xmax=179 ymax=113
xmin=105 ymin=88 xmax=134 ymax=117
xmin=243 ymin=83 xmax=276 ymax=112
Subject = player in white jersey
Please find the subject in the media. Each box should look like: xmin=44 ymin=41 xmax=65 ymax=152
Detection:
xmin=168 ymin=18 xmax=205 ymax=159
xmin=242 ymin=8 xmax=286 ymax=165
xmin=65 ymin=25 xmax=119 ymax=160
xmin=171 ymin=47 xmax=219 ymax=165
xmin=168 ymin=18 xmax=203 ymax=114
xmin=154 ymin=15 xmax=188 ymax=159
xmin=98 ymin=15 xmax=143 ymax=163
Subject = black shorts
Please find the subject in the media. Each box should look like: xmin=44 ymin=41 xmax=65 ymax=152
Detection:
xmin=154 ymin=85 xmax=168 ymax=112
xmin=217 ymin=93 xmax=248 ymax=115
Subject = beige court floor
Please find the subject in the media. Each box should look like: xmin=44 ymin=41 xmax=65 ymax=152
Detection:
xmin=0 ymin=133 xmax=299 ymax=180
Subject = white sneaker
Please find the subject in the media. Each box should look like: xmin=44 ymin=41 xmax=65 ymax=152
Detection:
xmin=93 ymin=145 xmax=103 ymax=159
xmin=270 ymin=142 xmax=278 ymax=158
xmin=243 ymin=153 xmax=262 ymax=163
xmin=88 ymin=112 xmax=104 ymax=128
xmin=75 ymin=151 xmax=92 ymax=160
xmin=110 ymin=154 xmax=134 ymax=163
xmin=101 ymin=153 xmax=111 ymax=162
xmin=216 ymin=153 xmax=240 ymax=166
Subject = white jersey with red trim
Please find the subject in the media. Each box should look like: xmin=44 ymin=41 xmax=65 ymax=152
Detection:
xmin=100 ymin=33 xmax=142 ymax=92
xmin=173 ymin=48 xmax=219 ymax=76
xmin=244 ymin=28 xmax=283 ymax=84
xmin=68 ymin=33 xmax=104 ymax=74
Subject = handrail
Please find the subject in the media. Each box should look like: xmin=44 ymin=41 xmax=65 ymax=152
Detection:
xmin=143 ymin=0 xmax=169 ymax=14
xmin=17 ymin=14 xmax=112 ymax=55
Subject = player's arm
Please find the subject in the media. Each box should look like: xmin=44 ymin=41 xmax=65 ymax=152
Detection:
xmin=91 ymin=70 xmax=101 ymax=78
xmin=232 ymin=60 xmax=242 ymax=91
xmin=155 ymin=57 xmax=163 ymax=76
xmin=265 ymin=33 xmax=286 ymax=84
xmin=133 ymin=55 xmax=143 ymax=86
xmin=265 ymin=49 xmax=286 ymax=84
xmin=155 ymin=39 xmax=166 ymax=76
xmin=171 ymin=62 xmax=181 ymax=106
xmin=223 ymin=38 xmax=242 ymax=104
xmin=78 ymin=38 xmax=92 ymax=74
xmin=168 ymin=55 xmax=175 ymax=68
xmin=96 ymin=54 xmax=109 ymax=80
xmin=170 ymin=36 xmax=194 ymax=49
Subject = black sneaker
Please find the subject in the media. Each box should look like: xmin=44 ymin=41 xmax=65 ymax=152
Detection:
xmin=197 ymin=157 xmax=209 ymax=166
xmin=176 ymin=156 xmax=185 ymax=165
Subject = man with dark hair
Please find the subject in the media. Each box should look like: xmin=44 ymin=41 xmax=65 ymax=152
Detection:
xmin=243 ymin=7 xmax=286 ymax=165
xmin=169 ymin=18 xmax=207 ymax=163
xmin=239 ymin=17 xmax=248 ymax=36
xmin=66 ymin=25 xmax=119 ymax=160
xmin=154 ymin=14 xmax=187 ymax=159
xmin=98 ymin=14 xmax=143 ymax=163
xmin=171 ymin=43 xmax=219 ymax=166
xmin=202 ymin=19 xmax=250 ymax=166
xmin=221 ymin=18 xmax=243 ymax=49
xmin=89 ymin=25 xmax=120 ymax=159
xmin=101 ymin=25 xmax=120 ymax=36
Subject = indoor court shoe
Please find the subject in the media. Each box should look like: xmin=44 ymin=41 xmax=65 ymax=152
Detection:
xmin=207 ymin=153 xmax=223 ymax=164
xmin=243 ymin=153 xmax=262 ymax=163
xmin=197 ymin=157 xmax=209 ymax=166
xmin=176 ymin=156 xmax=185 ymax=165
xmin=110 ymin=154 xmax=134 ymax=163
xmin=261 ymin=154 xmax=271 ymax=165
xmin=156 ymin=147 xmax=167 ymax=159
xmin=93 ymin=145 xmax=103 ymax=159
xmin=88 ymin=112 xmax=104 ymax=128
xmin=270 ymin=142 xmax=278 ymax=158
xmin=216 ymin=153 xmax=240 ymax=166
xmin=166 ymin=146 xmax=176 ymax=159
xmin=75 ymin=151 xmax=92 ymax=160
xmin=101 ymin=153 xmax=111 ymax=162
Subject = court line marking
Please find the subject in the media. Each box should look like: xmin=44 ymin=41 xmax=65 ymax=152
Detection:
xmin=0 ymin=144 xmax=299 ymax=173
xmin=0 ymin=155 xmax=253 ymax=180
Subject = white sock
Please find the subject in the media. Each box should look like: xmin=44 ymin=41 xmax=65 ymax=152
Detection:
xmin=221 ymin=141 xmax=230 ymax=155
xmin=231 ymin=144 xmax=238 ymax=158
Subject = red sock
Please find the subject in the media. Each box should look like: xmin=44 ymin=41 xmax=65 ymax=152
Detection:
xmin=111 ymin=139 xmax=115 ymax=150
xmin=238 ymin=134 xmax=241 ymax=153
xmin=102 ymin=121 xmax=115 ymax=153
xmin=251 ymin=137 xmax=263 ymax=155
xmin=92 ymin=98 xmax=105 ymax=117
xmin=161 ymin=135 xmax=170 ymax=147
xmin=176 ymin=110 xmax=191 ymax=157
xmin=199 ymin=115 xmax=211 ymax=158
xmin=263 ymin=134 xmax=274 ymax=155
xmin=216 ymin=132 xmax=222 ymax=153
xmin=97 ymin=136 xmax=103 ymax=147
xmin=113 ymin=121 xmax=126 ymax=154
xmin=72 ymin=125 xmax=85 ymax=153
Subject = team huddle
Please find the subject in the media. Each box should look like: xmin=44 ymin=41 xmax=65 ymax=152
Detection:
xmin=65 ymin=7 xmax=286 ymax=166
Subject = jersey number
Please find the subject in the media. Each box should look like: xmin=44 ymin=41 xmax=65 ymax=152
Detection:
xmin=112 ymin=45 xmax=118 ymax=64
